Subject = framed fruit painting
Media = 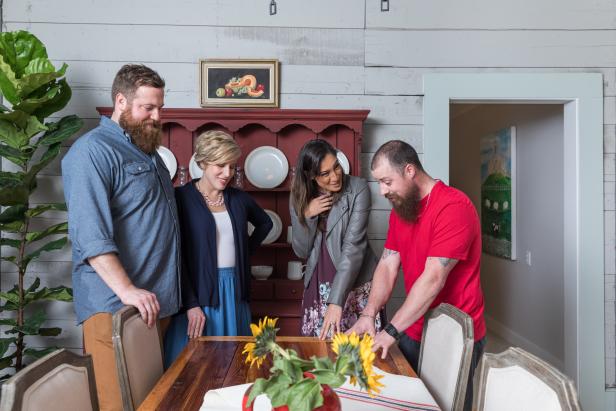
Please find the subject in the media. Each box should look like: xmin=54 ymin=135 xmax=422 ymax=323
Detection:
xmin=199 ymin=59 xmax=279 ymax=107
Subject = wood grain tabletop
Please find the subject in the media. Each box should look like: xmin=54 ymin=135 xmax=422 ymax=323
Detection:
xmin=139 ymin=336 xmax=416 ymax=411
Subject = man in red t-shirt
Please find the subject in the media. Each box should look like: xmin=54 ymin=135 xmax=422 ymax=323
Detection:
xmin=348 ymin=140 xmax=486 ymax=411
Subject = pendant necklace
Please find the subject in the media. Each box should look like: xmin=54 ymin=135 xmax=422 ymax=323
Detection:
xmin=196 ymin=180 xmax=224 ymax=207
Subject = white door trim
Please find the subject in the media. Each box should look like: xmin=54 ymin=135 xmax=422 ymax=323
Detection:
xmin=423 ymin=73 xmax=609 ymax=410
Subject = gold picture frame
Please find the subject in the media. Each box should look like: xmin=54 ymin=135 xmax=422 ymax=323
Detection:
xmin=199 ymin=59 xmax=280 ymax=108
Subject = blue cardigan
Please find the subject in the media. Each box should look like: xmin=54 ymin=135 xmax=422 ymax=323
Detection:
xmin=175 ymin=181 xmax=272 ymax=309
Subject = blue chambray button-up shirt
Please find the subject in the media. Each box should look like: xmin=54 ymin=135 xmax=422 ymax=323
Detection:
xmin=62 ymin=116 xmax=181 ymax=323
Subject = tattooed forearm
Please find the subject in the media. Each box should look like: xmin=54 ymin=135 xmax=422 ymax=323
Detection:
xmin=381 ymin=248 xmax=399 ymax=260
xmin=428 ymin=257 xmax=457 ymax=267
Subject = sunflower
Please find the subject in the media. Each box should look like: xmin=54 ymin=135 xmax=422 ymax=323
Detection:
xmin=331 ymin=332 xmax=383 ymax=396
xmin=242 ymin=316 xmax=279 ymax=368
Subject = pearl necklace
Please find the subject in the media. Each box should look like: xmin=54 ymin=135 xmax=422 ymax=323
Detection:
xmin=196 ymin=181 xmax=224 ymax=207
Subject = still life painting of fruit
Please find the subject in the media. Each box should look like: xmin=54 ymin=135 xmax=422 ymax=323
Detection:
xmin=215 ymin=74 xmax=266 ymax=99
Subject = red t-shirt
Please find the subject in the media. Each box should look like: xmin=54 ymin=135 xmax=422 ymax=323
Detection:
xmin=384 ymin=181 xmax=486 ymax=342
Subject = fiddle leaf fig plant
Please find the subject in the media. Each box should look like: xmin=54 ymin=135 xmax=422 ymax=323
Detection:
xmin=0 ymin=30 xmax=83 ymax=379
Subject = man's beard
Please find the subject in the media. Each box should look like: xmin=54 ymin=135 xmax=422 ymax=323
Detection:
xmin=119 ymin=108 xmax=162 ymax=154
xmin=386 ymin=183 xmax=421 ymax=223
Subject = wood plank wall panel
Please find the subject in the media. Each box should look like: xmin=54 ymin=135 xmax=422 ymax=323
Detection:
xmin=365 ymin=0 xmax=616 ymax=30
xmin=3 ymin=0 xmax=616 ymax=386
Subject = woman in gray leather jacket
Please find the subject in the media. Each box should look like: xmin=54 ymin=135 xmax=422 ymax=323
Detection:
xmin=290 ymin=140 xmax=381 ymax=339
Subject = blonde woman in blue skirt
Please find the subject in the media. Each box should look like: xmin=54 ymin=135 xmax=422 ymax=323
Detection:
xmin=163 ymin=131 xmax=272 ymax=367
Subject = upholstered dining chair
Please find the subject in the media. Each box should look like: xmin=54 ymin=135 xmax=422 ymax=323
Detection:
xmin=473 ymin=347 xmax=582 ymax=411
xmin=417 ymin=303 xmax=474 ymax=411
xmin=0 ymin=348 xmax=99 ymax=411
xmin=112 ymin=306 xmax=164 ymax=411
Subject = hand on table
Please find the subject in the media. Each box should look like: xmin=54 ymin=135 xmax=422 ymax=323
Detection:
xmin=187 ymin=307 xmax=206 ymax=339
xmin=346 ymin=314 xmax=376 ymax=337
xmin=373 ymin=330 xmax=397 ymax=359
xmin=319 ymin=304 xmax=342 ymax=340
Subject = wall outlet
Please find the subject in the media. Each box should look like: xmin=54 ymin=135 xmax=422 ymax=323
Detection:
xmin=525 ymin=250 xmax=532 ymax=266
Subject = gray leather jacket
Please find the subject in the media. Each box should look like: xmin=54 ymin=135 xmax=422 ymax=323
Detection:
xmin=290 ymin=175 xmax=377 ymax=307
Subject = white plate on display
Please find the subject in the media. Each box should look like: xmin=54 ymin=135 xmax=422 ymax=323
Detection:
xmin=244 ymin=146 xmax=289 ymax=189
xmin=336 ymin=150 xmax=350 ymax=174
xmin=156 ymin=146 xmax=178 ymax=179
xmin=188 ymin=154 xmax=203 ymax=179
xmin=247 ymin=209 xmax=282 ymax=244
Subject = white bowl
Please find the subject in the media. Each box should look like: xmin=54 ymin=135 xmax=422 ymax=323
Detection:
xmin=251 ymin=265 xmax=273 ymax=280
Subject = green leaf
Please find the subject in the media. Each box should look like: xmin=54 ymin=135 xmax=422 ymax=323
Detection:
xmin=38 ymin=327 xmax=61 ymax=336
xmin=0 ymin=144 xmax=28 ymax=166
xmin=0 ymin=300 xmax=19 ymax=311
xmin=0 ymin=204 xmax=26 ymax=224
xmin=0 ymin=171 xmax=29 ymax=206
xmin=26 ymin=277 xmax=40 ymax=293
xmin=265 ymin=374 xmax=292 ymax=407
xmin=0 ymin=338 xmax=17 ymax=357
xmin=0 ymin=256 xmax=18 ymax=266
xmin=310 ymin=370 xmax=346 ymax=388
xmin=25 ymin=203 xmax=66 ymax=218
xmin=247 ymin=378 xmax=270 ymax=406
xmin=0 ymin=238 xmax=21 ymax=248
xmin=23 ymin=236 xmax=67 ymax=266
xmin=26 ymin=142 xmax=61 ymax=177
xmin=26 ymin=221 xmax=68 ymax=243
xmin=25 ymin=285 xmax=72 ymax=304
xmin=24 ymin=347 xmax=56 ymax=359
xmin=287 ymin=379 xmax=323 ymax=411
xmin=0 ymin=286 xmax=20 ymax=304
xmin=0 ymin=319 xmax=17 ymax=327
xmin=0 ymin=355 xmax=15 ymax=370
xmin=17 ymin=63 xmax=67 ymax=99
xmin=0 ymin=111 xmax=46 ymax=148
xmin=1 ymin=31 xmax=48 ymax=78
xmin=311 ymin=356 xmax=334 ymax=370
xmin=32 ymin=79 xmax=72 ymax=119
xmin=37 ymin=115 xmax=83 ymax=146
xmin=10 ymin=309 xmax=45 ymax=335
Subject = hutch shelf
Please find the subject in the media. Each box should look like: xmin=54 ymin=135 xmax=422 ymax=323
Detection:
xmin=97 ymin=107 xmax=370 ymax=335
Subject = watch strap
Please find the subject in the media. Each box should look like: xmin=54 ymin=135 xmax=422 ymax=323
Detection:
xmin=383 ymin=323 xmax=401 ymax=341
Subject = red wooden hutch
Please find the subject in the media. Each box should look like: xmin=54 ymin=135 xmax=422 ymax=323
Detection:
xmin=97 ymin=108 xmax=370 ymax=335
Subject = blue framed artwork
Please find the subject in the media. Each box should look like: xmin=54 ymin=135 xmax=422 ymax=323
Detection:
xmin=480 ymin=126 xmax=516 ymax=260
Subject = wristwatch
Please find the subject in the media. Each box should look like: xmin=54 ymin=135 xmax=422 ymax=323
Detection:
xmin=383 ymin=323 xmax=402 ymax=341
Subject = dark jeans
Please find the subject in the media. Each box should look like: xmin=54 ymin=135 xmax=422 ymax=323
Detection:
xmin=398 ymin=333 xmax=486 ymax=411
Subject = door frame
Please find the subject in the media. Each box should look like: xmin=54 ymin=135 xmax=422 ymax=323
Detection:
xmin=423 ymin=73 xmax=608 ymax=410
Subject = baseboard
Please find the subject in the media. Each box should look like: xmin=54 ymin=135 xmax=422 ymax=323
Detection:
xmin=485 ymin=314 xmax=565 ymax=371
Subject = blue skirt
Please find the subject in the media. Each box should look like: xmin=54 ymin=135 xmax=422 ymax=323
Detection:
xmin=163 ymin=267 xmax=251 ymax=368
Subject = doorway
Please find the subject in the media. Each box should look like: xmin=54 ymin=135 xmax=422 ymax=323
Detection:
xmin=423 ymin=73 xmax=608 ymax=410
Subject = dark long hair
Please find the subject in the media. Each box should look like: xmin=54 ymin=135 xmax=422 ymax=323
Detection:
xmin=291 ymin=139 xmax=344 ymax=227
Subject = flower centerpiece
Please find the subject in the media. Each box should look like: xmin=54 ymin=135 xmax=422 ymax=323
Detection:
xmin=242 ymin=317 xmax=384 ymax=411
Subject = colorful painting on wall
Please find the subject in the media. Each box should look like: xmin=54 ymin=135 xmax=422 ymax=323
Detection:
xmin=199 ymin=59 xmax=279 ymax=107
xmin=480 ymin=126 xmax=517 ymax=260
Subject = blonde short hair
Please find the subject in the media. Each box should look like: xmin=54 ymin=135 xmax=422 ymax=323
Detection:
xmin=194 ymin=130 xmax=241 ymax=166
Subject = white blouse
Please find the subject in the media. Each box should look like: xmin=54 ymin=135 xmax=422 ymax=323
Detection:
xmin=212 ymin=210 xmax=236 ymax=268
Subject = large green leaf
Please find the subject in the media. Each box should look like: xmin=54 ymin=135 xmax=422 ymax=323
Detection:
xmin=32 ymin=78 xmax=72 ymax=119
xmin=26 ymin=142 xmax=61 ymax=177
xmin=25 ymin=203 xmax=66 ymax=218
xmin=287 ymin=379 xmax=323 ymax=411
xmin=0 ymin=204 xmax=26 ymax=225
xmin=0 ymin=238 xmax=21 ymax=248
xmin=25 ymin=285 xmax=72 ymax=304
xmin=0 ymin=338 xmax=17 ymax=358
xmin=16 ymin=62 xmax=67 ymax=99
xmin=8 ymin=309 xmax=45 ymax=335
xmin=0 ymin=111 xmax=46 ymax=149
xmin=0 ymin=285 xmax=19 ymax=304
xmin=26 ymin=222 xmax=68 ymax=243
xmin=26 ymin=277 xmax=40 ymax=293
xmin=5 ymin=31 xmax=48 ymax=77
xmin=38 ymin=115 xmax=83 ymax=146
xmin=0 ymin=54 xmax=19 ymax=104
xmin=0 ymin=171 xmax=29 ymax=206
xmin=0 ymin=319 xmax=17 ymax=327
xmin=0 ymin=144 xmax=28 ymax=166
xmin=23 ymin=237 xmax=67 ymax=266
xmin=24 ymin=347 xmax=56 ymax=359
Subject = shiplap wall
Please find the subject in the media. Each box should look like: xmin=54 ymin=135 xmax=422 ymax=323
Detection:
xmin=2 ymin=0 xmax=615 ymax=387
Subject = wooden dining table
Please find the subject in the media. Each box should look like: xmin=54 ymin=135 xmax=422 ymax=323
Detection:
xmin=139 ymin=336 xmax=417 ymax=411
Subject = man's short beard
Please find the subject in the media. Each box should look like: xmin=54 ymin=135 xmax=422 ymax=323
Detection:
xmin=119 ymin=107 xmax=162 ymax=154
xmin=386 ymin=183 xmax=421 ymax=223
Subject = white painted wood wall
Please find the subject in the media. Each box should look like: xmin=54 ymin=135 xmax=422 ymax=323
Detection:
xmin=2 ymin=0 xmax=615 ymax=387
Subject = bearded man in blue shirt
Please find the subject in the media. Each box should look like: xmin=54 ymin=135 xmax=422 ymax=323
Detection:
xmin=62 ymin=64 xmax=181 ymax=411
